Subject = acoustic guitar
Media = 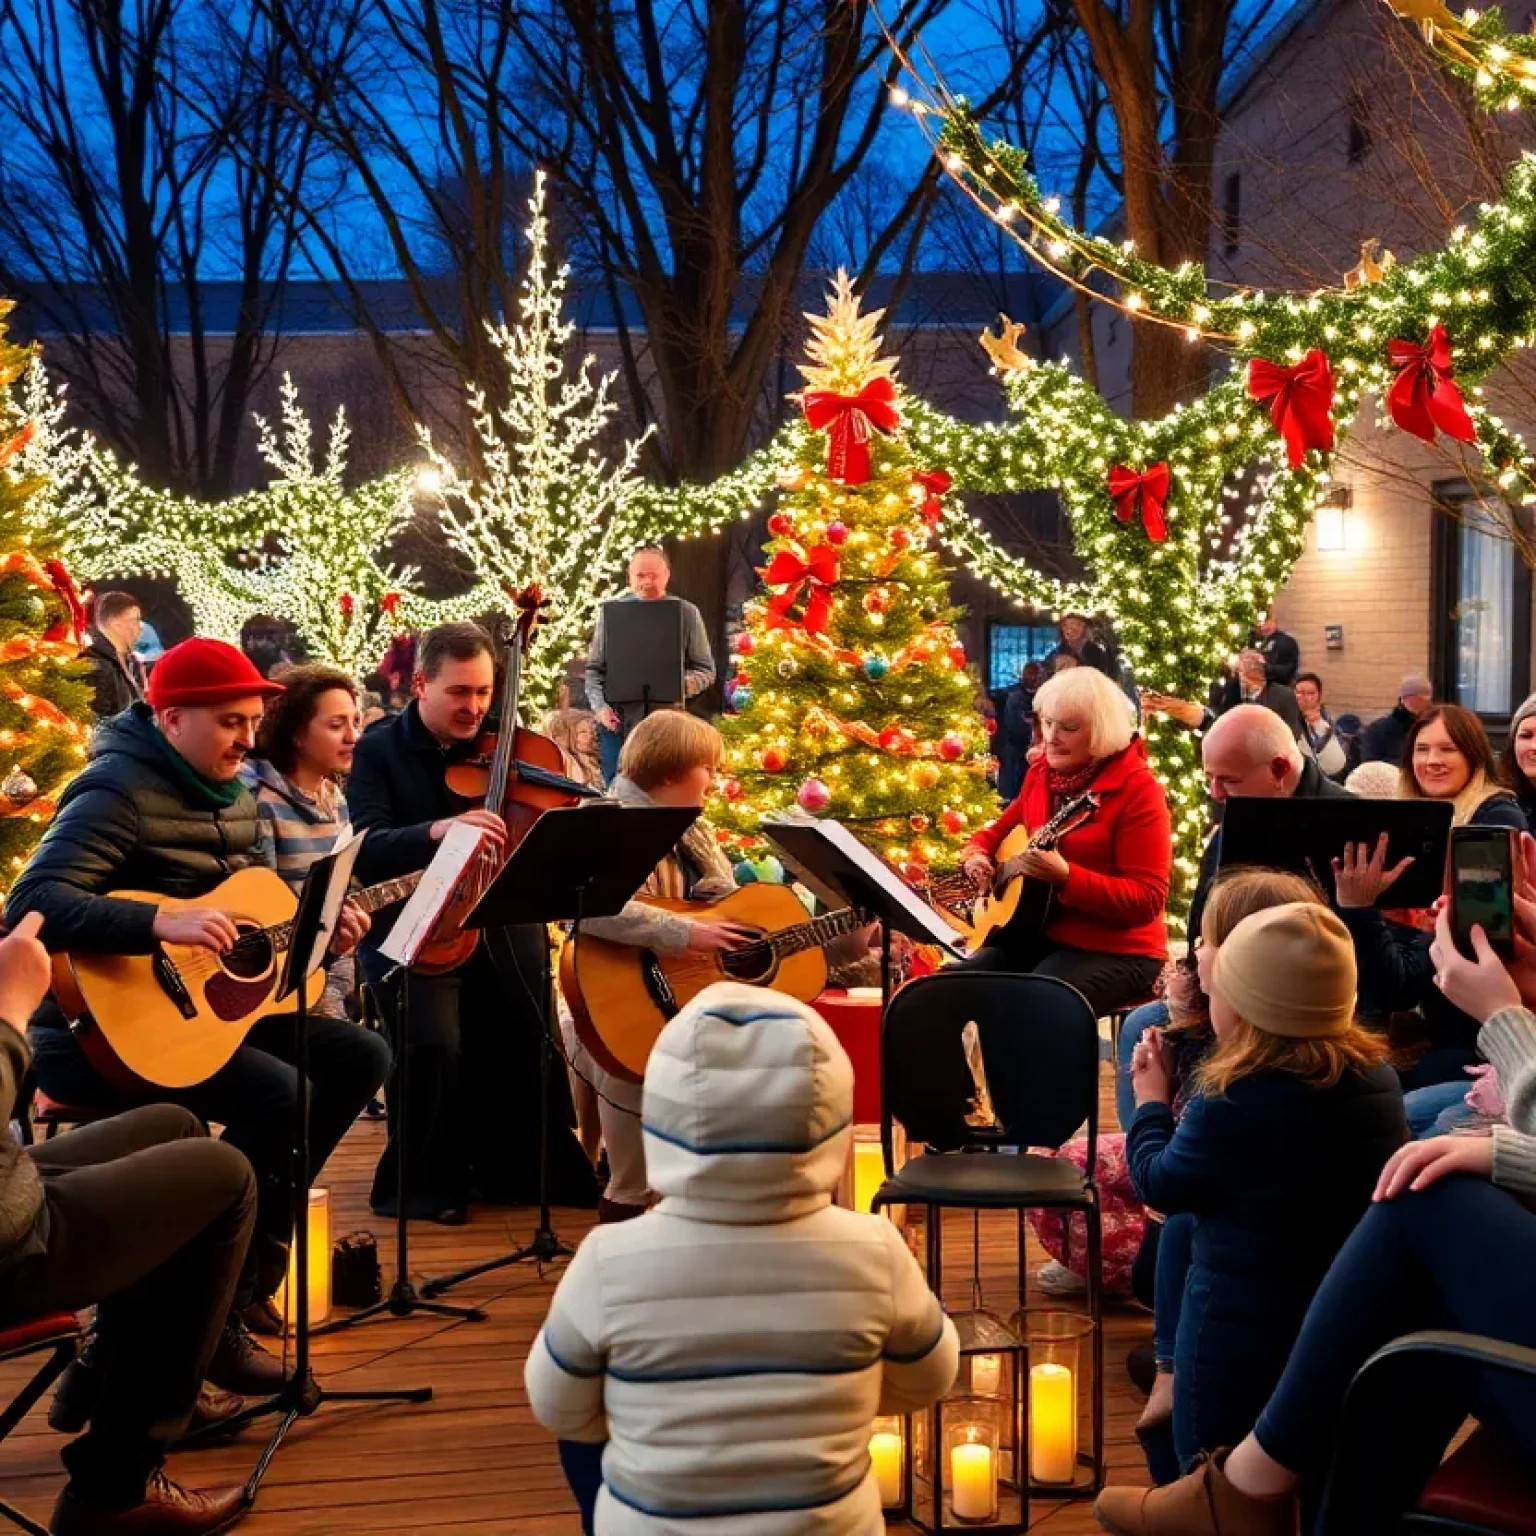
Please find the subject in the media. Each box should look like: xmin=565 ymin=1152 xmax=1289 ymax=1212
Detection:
xmin=562 ymin=883 xmax=863 ymax=1083
xmin=52 ymin=864 xmax=422 ymax=1091
xmin=935 ymin=791 xmax=1099 ymax=951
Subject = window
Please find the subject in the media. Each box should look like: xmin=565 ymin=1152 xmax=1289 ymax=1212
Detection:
xmin=1222 ymin=173 xmax=1241 ymax=257
xmin=986 ymin=623 xmax=1060 ymax=692
xmin=1347 ymin=93 xmax=1373 ymax=163
xmin=1432 ymin=482 xmax=1532 ymax=724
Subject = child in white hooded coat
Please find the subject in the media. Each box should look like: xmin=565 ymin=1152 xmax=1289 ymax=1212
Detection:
xmin=525 ymin=981 xmax=959 ymax=1534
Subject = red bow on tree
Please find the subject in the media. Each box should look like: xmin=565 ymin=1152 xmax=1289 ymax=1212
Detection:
xmin=381 ymin=592 xmax=401 ymax=621
xmin=912 ymin=468 xmax=952 ymax=528
xmin=1246 ymin=349 xmax=1336 ymax=468
xmin=1106 ymin=462 xmax=1171 ymax=542
xmin=41 ymin=558 xmax=85 ymax=646
xmin=1386 ymin=324 xmax=1475 ymax=445
xmin=762 ymin=544 xmax=840 ymax=633
xmin=800 ymin=377 xmax=901 ymax=485
xmin=339 ymin=592 xmax=355 ymax=621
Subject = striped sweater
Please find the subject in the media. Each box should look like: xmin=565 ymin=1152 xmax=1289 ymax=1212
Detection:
xmin=241 ymin=759 xmax=353 ymax=1017
xmin=242 ymin=759 xmax=351 ymax=894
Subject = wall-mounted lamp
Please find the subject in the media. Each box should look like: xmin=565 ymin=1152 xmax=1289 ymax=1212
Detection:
xmin=1315 ymin=486 xmax=1352 ymax=552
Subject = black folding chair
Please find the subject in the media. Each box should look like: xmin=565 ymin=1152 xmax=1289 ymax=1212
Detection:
xmin=1321 ymin=1330 xmax=1536 ymax=1536
xmin=870 ymin=969 xmax=1105 ymax=1490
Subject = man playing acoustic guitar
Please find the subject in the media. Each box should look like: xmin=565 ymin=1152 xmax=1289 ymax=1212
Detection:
xmin=6 ymin=639 xmax=386 ymax=1396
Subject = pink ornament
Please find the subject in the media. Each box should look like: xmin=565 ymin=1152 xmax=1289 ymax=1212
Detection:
xmin=938 ymin=734 xmax=965 ymax=762
xmin=722 ymin=778 xmax=744 ymax=802
xmin=796 ymin=777 xmax=831 ymax=813
xmin=826 ymin=521 xmax=849 ymax=547
xmin=735 ymin=632 xmax=755 ymax=655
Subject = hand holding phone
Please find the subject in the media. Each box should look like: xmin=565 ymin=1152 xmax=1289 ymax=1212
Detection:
xmin=1449 ymin=827 xmax=1516 ymax=962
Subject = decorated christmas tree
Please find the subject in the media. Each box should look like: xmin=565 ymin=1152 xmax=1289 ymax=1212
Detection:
xmin=715 ymin=274 xmax=995 ymax=879
xmin=0 ymin=305 xmax=92 ymax=887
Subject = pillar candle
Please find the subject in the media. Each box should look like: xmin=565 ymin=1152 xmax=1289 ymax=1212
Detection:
xmin=1029 ymin=1361 xmax=1076 ymax=1484
xmin=951 ymin=1435 xmax=994 ymax=1520
xmin=869 ymin=1429 xmax=902 ymax=1506
xmin=852 ymin=1140 xmax=884 ymax=1214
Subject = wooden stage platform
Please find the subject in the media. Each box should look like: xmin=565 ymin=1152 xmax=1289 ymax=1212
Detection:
xmin=0 ymin=1096 xmax=1154 ymax=1533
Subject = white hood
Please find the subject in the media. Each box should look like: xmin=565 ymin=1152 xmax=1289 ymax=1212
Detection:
xmin=642 ymin=981 xmax=854 ymax=1223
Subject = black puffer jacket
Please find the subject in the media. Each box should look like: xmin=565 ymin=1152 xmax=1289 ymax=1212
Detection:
xmin=5 ymin=703 xmax=267 ymax=957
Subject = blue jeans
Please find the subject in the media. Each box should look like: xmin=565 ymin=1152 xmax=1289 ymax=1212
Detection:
xmin=598 ymin=723 xmax=622 ymax=784
xmin=1117 ymin=1000 xmax=1168 ymax=1131
xmin=1254 ymin=1177 xmax=1536 ymax=1529
xmin=1403 ymin=1079 xmax=1473 ymax=1139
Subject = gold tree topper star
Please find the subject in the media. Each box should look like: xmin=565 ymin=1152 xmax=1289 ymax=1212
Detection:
xmin=980 ymin=315 xmax=1031 ymax=373
xmin=797 ymin=269 xmax=898 ymax=396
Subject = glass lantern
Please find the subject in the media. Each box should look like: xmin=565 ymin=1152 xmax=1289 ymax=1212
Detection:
xmin=907 ymin=1311 xmax=1026 ymax=1532
xmin=1010 ymin=1307 xmax=1101 ymax=1497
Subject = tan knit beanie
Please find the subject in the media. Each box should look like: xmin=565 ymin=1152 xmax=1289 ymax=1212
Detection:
xmin=1210 ymin=902 xmax=1358 ymax=1039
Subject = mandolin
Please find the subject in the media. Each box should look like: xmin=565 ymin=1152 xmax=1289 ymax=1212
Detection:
xmin=52 ymin=864 xmax=423 ymax=1091
xmin=561 ymin=883 xmax=863 ymax=1083
xmin=933 ymin=791 xmax=1099 ymax=952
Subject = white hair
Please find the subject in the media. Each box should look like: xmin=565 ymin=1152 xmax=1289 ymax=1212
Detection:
xmin=1033 ymin=666 xmax=1136 ymax=759
xmin=1206 ymin=703 xmax=1302 ymax=771
xmin=1346 ymin=760 xmax=1401 ymax=798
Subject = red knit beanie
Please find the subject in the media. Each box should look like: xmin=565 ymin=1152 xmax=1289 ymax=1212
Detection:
xmin=145 ymin=638 xmax=285 ymax=709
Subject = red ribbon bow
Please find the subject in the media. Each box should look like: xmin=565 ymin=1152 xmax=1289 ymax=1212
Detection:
xmin=42 ymin=558 xmax=85 ymax=646
xmin=1106 ymin=462 xmax=1171 ymax=542
xmin=339 ymin=592 xmax=355 ymax=620
xmin=381 ymin=592 xmax=401 ymax=619
xmin=762 ymin=544 xmax=840 ymax=633
xmin=800 ymin=377 xmax=901 ymax=485
xmin=912 ymin=468 xmax=952 ymax=528
xmin=1246 ymin=349 xmax=1336 ymax=468
xmin=1386 ymin=324 xmax=1475 ymax=445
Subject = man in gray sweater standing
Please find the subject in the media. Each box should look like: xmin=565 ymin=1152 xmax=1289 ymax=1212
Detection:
xmin=585 ymin=547 xmax=716 ymax=783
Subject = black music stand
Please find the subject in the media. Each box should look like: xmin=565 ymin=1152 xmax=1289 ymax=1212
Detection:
xmin=419 ymin=803 xmax=697 ymax=1297
xmin=194 ymin=833 xmax=432 ymax=1502
xmin=761 ymin=818 xmax=965 ymax=1007
xmin=602 ymin=597 xmax=685 ymax=721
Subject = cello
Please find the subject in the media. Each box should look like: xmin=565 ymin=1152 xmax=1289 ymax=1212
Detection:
xmin=414 ymin=588 xmax=595 ymax=974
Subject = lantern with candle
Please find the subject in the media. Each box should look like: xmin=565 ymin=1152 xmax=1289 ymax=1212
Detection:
xmin=906 ymin=1311 xmax=1026 ymax=1531
xmin=1010 ymin=1308 xmax=1101 ymax=1497
xmin=869 ymin=1415 xmax=906 ymax=1512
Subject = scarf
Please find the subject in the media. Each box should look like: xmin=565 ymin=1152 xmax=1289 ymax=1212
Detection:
xmin=1047 ymin=759 xmax=1101 ymax=805
xmin=150 ymin=725 xmax=248 ymax=809
xmin=606 ymin=773 xmax=735 ymax=897
xmin=1444 ymin=770 xmax=1511 ymax=830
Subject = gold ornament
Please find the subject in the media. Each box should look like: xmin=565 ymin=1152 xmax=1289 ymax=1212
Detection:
xmin=1384 ymin=0 xmax=1464 ymax=43
xmin=1344 ymin=239 xmax=1396 ymax=290
xmin=980 ymin=315 xmax=1031 ymax=373
xmin=2 ymin=766 xmax=38 ymax=809
xmin=776 ymin=464 xmax=812 ymax=492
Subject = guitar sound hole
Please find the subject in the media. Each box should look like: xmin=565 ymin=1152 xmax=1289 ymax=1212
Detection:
xmin=722 ymin=941 xmax=774 ymax=985
xmin=222 ymin=923 xmax=273 ymax=981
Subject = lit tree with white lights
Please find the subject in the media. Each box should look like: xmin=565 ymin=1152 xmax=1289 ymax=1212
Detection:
xmin=418 ymin=169 xmax=655 ymax=714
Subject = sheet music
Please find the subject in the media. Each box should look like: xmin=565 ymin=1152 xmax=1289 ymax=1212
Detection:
xmin=764 ymin=814 xmax=967 ymax=955
xmin=379 ymin=821 xmax=489 ymax=967
xmin=280 ymin=825 xmax=368 ymax=999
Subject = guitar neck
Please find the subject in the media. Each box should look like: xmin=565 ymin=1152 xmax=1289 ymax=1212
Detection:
xmin=260 ymin=870 xmax=423 ymax=955
xmin=768 ymin=907 xmax=861 ymax=961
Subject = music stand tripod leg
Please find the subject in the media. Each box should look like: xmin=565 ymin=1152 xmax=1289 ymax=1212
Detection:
xmin=313 ymin=969 xmax=485 ymax=1332
xmin=421 ymin=935 xmax=575 ymax=1298
xmin=178 ymin=950 xmax=433 ymax=1502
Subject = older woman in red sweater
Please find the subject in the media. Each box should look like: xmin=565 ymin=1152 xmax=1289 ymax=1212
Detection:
xmin=959 ymin=665 xmax=1171 ymax=1016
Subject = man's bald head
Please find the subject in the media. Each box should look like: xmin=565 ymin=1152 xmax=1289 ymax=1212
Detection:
xmin=1203 ymin=704 xmax=1304 ymax=801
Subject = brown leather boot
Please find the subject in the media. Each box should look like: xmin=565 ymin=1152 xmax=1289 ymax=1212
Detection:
xmin=50 ymin=1470 xmax=249 ymax=1535
xmin=1094 ymin=1451 xmax=1300 ymax=1536
xmin=204 ymin=1317 xmax=287 ymax=1396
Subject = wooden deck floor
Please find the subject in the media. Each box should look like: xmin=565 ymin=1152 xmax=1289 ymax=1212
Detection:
xmin=0 ymin=1088 xmax=1153 ymax=1533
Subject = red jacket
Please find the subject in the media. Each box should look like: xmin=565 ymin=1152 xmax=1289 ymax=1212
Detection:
xmin=964 ymin=738 xmax=1171 ymax=960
